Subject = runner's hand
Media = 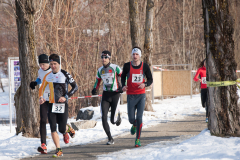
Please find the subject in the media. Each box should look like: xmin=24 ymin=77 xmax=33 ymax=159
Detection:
xmin=92 ymin=88 xmax=97 ymax=95
xmin=138 ymin=83 xmax=145 ymax=89
xmin=118 ymin=87 xmax=123 ymax=93
xmin=58 ymin=97 xmax=66 ymax=103
xmin=198 ymin=79 xmax=202 ymax=82
xmin=122 ymin=86 xmax=128 ymax=92
xmin=39 ymin=97 xmax=46 ymax=104
xmin=30 ymin=81 xmax=37 ymax=90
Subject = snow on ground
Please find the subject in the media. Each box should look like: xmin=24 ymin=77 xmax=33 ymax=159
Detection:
xmin=0 ymin=88 xmax=239 ymax=160
xmin=0 ymin=87 xmax=16 ymax=120
xmin=98 ymin=129 xmax=240 ymax=160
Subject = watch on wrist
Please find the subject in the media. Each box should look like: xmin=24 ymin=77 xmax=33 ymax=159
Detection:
xmin=64 ymin=95 xmax=69 ymax=100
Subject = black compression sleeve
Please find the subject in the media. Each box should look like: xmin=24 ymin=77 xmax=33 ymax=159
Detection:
xmin=143 ymin=63 xmax=153 ymax=87
xmin=62 ymin=69 xmax=78 ymax=97
xmin=121 ymin=63 xmax=130 ymax=87
xmin=68 ymin=81 xmax=78 ymax=97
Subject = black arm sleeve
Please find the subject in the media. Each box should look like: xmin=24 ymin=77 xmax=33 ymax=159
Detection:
xmin=63 ymin=70 xmax=78 ymax=97
xmin=67 ymin=81 xmax=78 ymax=97
xmin=143 ymin=63 xmax=153 ymax=87
xmin=121 ymin=63 xmax=130 ymax=87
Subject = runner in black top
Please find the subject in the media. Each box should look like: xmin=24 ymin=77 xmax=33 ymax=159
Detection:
xmin=92 ymin=50 xmax=122 ymax=145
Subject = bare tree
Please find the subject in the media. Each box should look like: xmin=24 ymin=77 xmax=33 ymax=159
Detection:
xmin=2 ymin=0 xmax=232 ymax=115
xmin=129 ymin=0 xmax=141 ymax=47
xmin=202 ymin=0 xmax=240 ymax=136
xmin=143 ymin=0 xmax=154 ymax=111
xmin=14 ymin=0 xmax=40 ymax=137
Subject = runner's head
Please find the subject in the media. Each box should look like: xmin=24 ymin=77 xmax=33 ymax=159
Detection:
xmin=199 ymin=58 xmax=206 ymax=68
xmin=101 ymin=50 xmax=111 ymax=66
xmin=38 ymin=54 xmax=50 ymax=71
xmin=131 ymin=46 xmax=141 ymax=63
xmin=49 ymin=54 xmax=60 ymax=73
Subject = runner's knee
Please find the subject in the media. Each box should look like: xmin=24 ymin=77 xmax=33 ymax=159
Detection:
xmin=129 ymin=118 xmax=135 ymax=124
xmin=102 ymin=115 xmax=108 ymax=122
xmin=50 ymin=124 xmax=57 ymax=132
xmin=58 ymin=124 xmax=66 ymax=134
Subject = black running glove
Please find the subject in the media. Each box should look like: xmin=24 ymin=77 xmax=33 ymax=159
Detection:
xmin=92 ymin=88 xmax=97 ymax=95
xmin=30 ymin=81 xmax=37 ymax=90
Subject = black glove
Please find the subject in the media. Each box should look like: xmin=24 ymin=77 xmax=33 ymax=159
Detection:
xmin=30 ymin=81 xmax=37 ymax=90
xmin=92 ymin=88 xmax=97 ymax=95
xmin=118 ymin=87 xmax=123 ymax=93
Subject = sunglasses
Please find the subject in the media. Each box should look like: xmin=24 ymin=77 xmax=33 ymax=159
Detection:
xmin=101 ymin=55 xmax=110 ymax=59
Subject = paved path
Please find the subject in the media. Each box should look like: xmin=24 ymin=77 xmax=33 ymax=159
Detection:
xmin=23 ymin=114 xmax=206 ymax=160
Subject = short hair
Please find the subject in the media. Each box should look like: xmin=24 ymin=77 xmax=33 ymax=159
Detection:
xmin=49 ymin=54 xmax=60 ymax=60
xmin=133 ymin=46 xmax=142 ymax=52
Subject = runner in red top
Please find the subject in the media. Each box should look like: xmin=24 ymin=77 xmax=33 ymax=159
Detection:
xmin=121 ymin=46 xmax=153 ymax=147
xmin=194 ymin=64 xmax=207 ymax=89
xmin=193 ymin=59 xmax=208 ymax=122
xmin=127 ymin=61 xmax=145 ymax=95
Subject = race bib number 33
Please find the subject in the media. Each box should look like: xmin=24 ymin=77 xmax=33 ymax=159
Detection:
xmin=132 ymin=74 xmax=143 ymax=83
xmin=44 ymin=91 xmax=50 ymax=101
xmin=52 ymin=103 xmax=65 ymax=113
xmin=202 ymin=77 xmax=207 ymax=84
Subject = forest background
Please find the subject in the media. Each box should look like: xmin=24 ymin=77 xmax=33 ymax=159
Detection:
xmin=1 ymin=0 xmax=240 ymax=118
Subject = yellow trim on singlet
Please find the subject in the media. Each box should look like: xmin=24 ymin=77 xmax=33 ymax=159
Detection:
xmin=39 ymin=72 xmax=51 ymax=97
xmin=48 ymin=82 xmax=55 ymax=103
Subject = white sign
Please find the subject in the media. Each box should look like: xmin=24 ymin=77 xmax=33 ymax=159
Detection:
xmin=9 ymin=59 xmax=21 ymax=93
xmin=8 ymin=57 xmax=19 ymax=133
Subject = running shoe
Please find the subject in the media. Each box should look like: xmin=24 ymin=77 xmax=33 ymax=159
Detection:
xmin=67 ymin=124 xmax=75 ymax=138
xmin=135 ymin=139 xmax=141 ymax=147
xmin=37 ymin=143 xmax=47 ymax=154
xmin=206 ymin=117 xmax=208 ymax=123
xmin=131 ymin=125 xmax=136 ymax=135
xmin=63 ymin=133 xmax=69 ymax=144
xmin=116 ymin=112 xmax=121 ymax=126
xmin=52 ymin=148 xmax=63 ymax=157
xmin=106 ymin=138 xmax=114 ymax=145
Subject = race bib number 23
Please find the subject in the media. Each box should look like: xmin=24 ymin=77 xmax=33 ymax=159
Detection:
xmin=132 ymin=74 xmax=143 ymax=83
xmin=52 ymin=103 xmax=65 ymax=113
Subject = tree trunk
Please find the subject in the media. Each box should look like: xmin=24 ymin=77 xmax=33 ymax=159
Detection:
xmin=202 ymin=0 xmax=240 ymax=136
xmin=182 ymin=0 xmax=186 ymax=66
xmin=14 ymin=0 xmax=40 ymax=137
xmin=129 ymin=0 xmax=141 ymax=47
xmin=143 ymin=0 xmax=154 ymax=111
